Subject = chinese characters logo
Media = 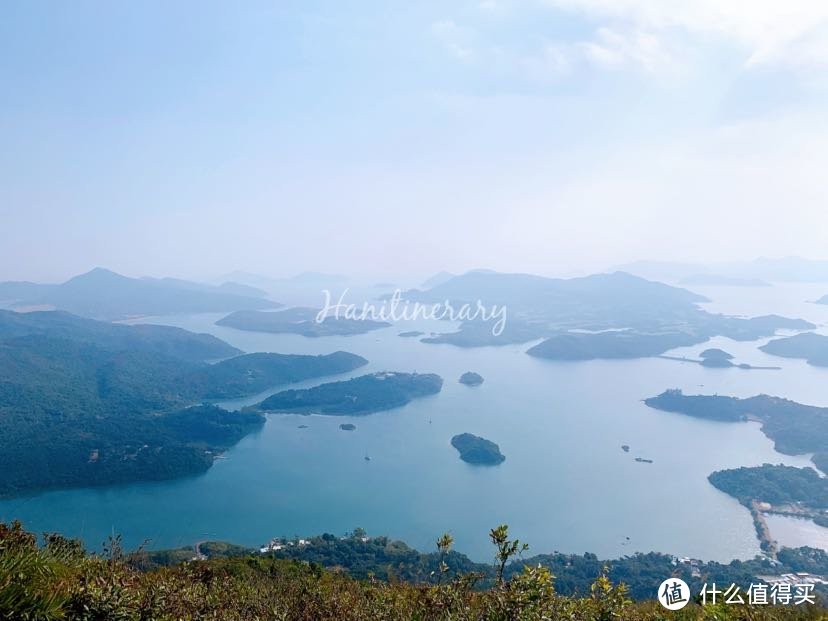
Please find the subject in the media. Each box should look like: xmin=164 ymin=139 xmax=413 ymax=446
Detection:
xmin=658 ymin=578 xmax=690 ymax=610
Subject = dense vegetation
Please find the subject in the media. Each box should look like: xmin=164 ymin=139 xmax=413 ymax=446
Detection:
xmin=708 ymin=464 xmax=828 ymax=508
xmin=0 ymin=310 xmax=368 ymax=496
xmin=2 ymin=522 xmax=824 ymax=620
xmin=138 ymin=530 xmax=828 ymax=602
xmin=0 ymin=309 xmax=241 ymax=361
xmin=257 ymin=372 xmax=443 ymax=415
xmin=644 ymin=390 xmax=828 ymax=470
xmin=181 ymin=350 xmax=367 ymax=399
xmin=217 ymin=307 xmax=391 ymax=336
xmin=451 ymin=433 xmax=505 ymax=465
xmin=760 ymin=333 xmax=828 ymax=367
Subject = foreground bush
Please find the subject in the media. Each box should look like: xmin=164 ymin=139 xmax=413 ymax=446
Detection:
xmin=1 ymin=521 xmax=824 ymax=620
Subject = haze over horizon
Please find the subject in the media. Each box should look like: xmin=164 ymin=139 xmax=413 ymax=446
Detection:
xmin=3 ymin=1 xmax=828 ymax=282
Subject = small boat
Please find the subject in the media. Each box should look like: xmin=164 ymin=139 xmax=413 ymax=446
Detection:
xmin=364 ymin=455 xmax=371 ymax=462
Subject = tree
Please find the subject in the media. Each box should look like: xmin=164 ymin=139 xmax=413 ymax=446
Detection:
xmin=489 ymin=524 xmax=528 ymax=586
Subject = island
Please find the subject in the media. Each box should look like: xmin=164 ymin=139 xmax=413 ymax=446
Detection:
xmin=699 ymin=348 xmax=734 ymax=367
xmin=256 ymin=372 xmax=444 ymax=415
xmin=217 ymin=307 xmax=391 ymax=337
xmin=406 ymin=270 xmax=813 ymax=353
xmin=398 ymin=330 xmax=424 ymax=338
xmin=644 ymin=389 xmax=828 ymax=471
xmin=339 ymin=423 xmax=356 ymax=431
xmin=659 ymin=347 xmax=778 ymax=370
xmin=760 ymin=332 xmax=828 ymax=367
xmin=0 ymin=309 xmax=370 ymax=498
xmin=450 ymin=433 xmax=505 ymax=465
xmin=458 ymin=371 xmax=484 ymax=386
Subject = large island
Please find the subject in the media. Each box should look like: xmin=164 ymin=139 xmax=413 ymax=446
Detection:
xmin=760 ymin=332 xmax=828 ymax=367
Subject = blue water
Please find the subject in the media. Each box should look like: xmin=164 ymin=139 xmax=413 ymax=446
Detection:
xmin=1 ymin=284 xmax=827 ymax=562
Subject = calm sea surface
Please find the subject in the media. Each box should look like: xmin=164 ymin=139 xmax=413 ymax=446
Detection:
xmin=1 ymin=283 xmax=827 ymax=562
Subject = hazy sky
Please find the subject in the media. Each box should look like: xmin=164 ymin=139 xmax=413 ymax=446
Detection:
xmin=2 ymin=1 xmax=827 ymax=283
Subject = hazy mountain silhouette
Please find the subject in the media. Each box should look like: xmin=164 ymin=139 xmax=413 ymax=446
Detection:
xmin=0 ymin=268 xmax=279 ymax=320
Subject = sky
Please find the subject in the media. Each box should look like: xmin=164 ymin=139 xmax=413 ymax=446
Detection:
xmin=1 ymin=0 xmax=828 ymax=283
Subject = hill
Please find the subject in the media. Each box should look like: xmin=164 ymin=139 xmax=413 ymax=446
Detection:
xmin=0 ymin=309 xmax=240 ymax=361
xmin=0 ymin=268 xmax=279 ymax=319
xmin=0 ymin=311 xmax=368 ymax=496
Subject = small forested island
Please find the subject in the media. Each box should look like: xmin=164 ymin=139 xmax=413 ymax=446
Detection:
xmin=699 ymin=348 xmax=735 ymax=367
xmin=644 ymin=389 xmax=828 ymax=471
xmin=0 ymin=309 xmax=369 ymax=497
xmin=659 ymin=347 xmax=778 ymax=370
xmin=398 ymin=330 xmax=424 ymax=338
xmin=339 ymin=423 xmax=356 ymax=431
xmin=450 ymin=433 xmax=505 ymax=465
xmin=708 ymin=464 xmax=828 ymax=509
xmin=216 ymin=307 xmax=390 ymax=337
xmin=458 ymin=371 xmax=484 ymax=386
xmin=257 ymin=372 xmax=443 ymax=415
xmin=760 ymin=332 xmax=828 ymax=367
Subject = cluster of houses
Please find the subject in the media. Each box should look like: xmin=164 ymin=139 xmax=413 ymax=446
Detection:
xmin=259 ymin=538 xmax=310 ymax=553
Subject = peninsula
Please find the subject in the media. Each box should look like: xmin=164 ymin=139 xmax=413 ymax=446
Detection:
xmin=644 ymin=389 xmax=828 ymax=472
xmin=0 ymin=309 xmax=369 ymax=497
xmin=257 ymin=372 xmax=443 ymax=415
xmin=760 ymin=332 xmax=828 ymax=367
xmin=217 ymin=307 xmax=391 ymax=337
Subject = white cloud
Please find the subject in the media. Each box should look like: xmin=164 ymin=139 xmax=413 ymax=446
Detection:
xmin=541 ymin=0 xmax=828 ymax=68
xmin=577 ymin=26 xmax=674 ymax=72
xmin=430 ymin=20 xmax=475 ymax=61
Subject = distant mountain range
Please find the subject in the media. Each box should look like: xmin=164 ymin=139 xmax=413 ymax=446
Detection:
xmin=616 ymin=256 xmax=828 ymax=283
xmin=0 ymin=268 xmax=279 ymax=320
